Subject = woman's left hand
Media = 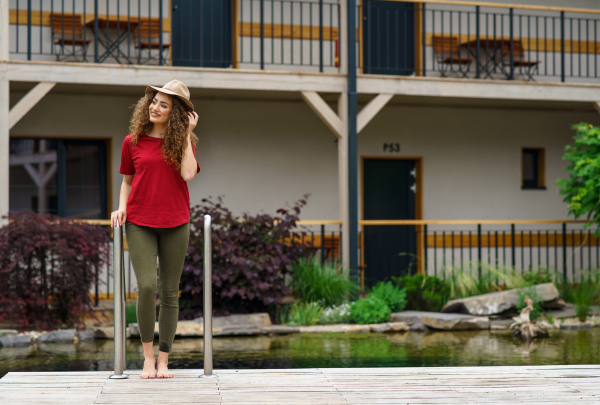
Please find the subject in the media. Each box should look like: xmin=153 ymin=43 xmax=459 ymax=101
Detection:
xmin=187 ymin=111 xmax=198 ymax=134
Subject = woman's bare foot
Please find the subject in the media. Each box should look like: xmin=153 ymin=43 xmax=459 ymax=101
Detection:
xmin=156 ymin=351 xmax=172 ymax=378
xmin=141 ymin=341 xmax=156 ymax=379
xmin=140 ymin=358 xmax=156 ymax=379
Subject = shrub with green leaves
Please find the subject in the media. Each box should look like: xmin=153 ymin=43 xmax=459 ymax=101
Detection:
xmin=393 ymin=275 xmax=450 ymax=312
xmin=351 ymin=296 xmax=391 ymax=325
xmin=287 ymin=301 xmax=324 ymax=326
xmin=516 ymin=286 xmax=544 ymax=321
xmin=290 ymin=258 xmax=358 ymax=307
xmin=556 ymin=123 xmax=600 ymax=233
xmin=369 ymin=281 xmax=407 ymax=312
xmin=561 ymin=272 xmax=600 ymax=322
xmin=319 ymin=302 xmax=352 ymax=325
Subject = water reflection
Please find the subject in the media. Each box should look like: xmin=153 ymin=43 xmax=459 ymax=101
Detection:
xmin=2 ymin=329 xmax=600 ymax=378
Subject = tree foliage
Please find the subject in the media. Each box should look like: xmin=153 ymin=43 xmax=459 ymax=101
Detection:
xmin=556 ymin=122 xmax=600 ymax=232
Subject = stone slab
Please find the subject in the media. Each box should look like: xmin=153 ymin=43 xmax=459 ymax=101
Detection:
xmin=261 ymin=325 xmax=300 ymax=335
xmin=391 ymin=311 xmax=490 ymax=331
xmin=0 ymin=330 xmax=17 ymax=338
xmin=36 ymin=329 xmax=76 ymax=343
xmin=441 ymin=283 xmax=560 ymax=316
xmin=547 ymin=303 xmax=600 ymax=319
xmin=75 ymin=330 xmax=95 ymax=342
xmin=0 ymin=334 xmax=31 ymax=348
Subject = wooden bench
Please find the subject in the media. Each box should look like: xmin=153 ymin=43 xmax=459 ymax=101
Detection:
xmin=51 ymin=13 xmax=92 ymax=62
xmin=132 ymin=19 xmax=170 ymax=65
xmin=432 ymin=35 xmax=475 ymax=77
xmin=503 ymin=40 xmax=541 ymax=80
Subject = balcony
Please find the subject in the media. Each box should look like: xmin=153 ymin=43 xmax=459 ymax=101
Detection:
xmin=7 ymin=0 xmax=600 ymax=84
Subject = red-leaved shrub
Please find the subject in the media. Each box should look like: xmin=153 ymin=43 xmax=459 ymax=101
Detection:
xmin=181 ymin=196 xmax=311 ymax=320
xmin=0 ymin=211 xmax=109 ymax=331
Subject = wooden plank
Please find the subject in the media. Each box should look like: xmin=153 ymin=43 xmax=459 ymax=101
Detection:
xmin=383 ymin=0 xmax=600 ymax=15
xmin=356 ymin=93 xmax=393 ymax=134
xmin=8 ymin=10 xmax=171 ymax=33
xmin=300 ymin=91 xmax=343 ymax=138
xmin=9 ymin=82 xmax=56 ymax=129
xmin=240 ymin=22 xmax=339 ymax=41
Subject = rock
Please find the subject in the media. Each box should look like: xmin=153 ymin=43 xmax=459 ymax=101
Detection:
xmin=370 ymin=323 xmax=392 ymax=333
xmin=298 ymin=325 xmax=346 ymax=333
xmin=547 ymin=304 xmax=600 ymax=320
xmin=175 ymin=321 xmax=203 ymax=337
xmin=36 ymin=329 xmax=76 ymax=343
xmin=75 ymin=330 xmax=96 ymax=341
xmin=542 ymin=298 xmax=566 ymax=309
xmin=409 ymin=321 xmax=429 ymax=332
xmin=388 ymin=322 xmax=410 ymax=332
xmin=0 ymin=334 xmax=31 ymax=348
xmin=344 ymin=325 xmax=370 ymax=334
xmin=490 ymin=319 xmax=513 ymax=330
xmin=0 ymin=330 xmax=17 ymax=337
xmin=441 ymin=283 xmax=560 ymax=316
xmin=261 ymin=325 xmax=299 ymax=335
xmin=94 ymin=327 xmax=130 ymax=339
xmin=129 ymin=323 xmax=140 ymax=338
xmin=391 ymin=311 xmax=489 ymax=331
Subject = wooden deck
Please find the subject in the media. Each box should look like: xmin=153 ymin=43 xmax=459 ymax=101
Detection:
xmin=1 ymin=366 xmax=600 ymax=404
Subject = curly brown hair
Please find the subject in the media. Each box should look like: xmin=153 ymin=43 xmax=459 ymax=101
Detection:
xmin=128 ymin=91 xmax=198 ymax=172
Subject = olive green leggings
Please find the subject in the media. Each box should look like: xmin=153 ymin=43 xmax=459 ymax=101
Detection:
xmin=125 ymin=221 xmax=189 ymax=353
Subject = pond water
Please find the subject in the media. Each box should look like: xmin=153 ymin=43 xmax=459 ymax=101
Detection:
xmin=2 ymin=329 xmax=600 ymax=378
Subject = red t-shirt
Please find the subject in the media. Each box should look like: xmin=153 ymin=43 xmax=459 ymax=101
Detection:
xmin=119 ymin=134 xmax=200 ymax=228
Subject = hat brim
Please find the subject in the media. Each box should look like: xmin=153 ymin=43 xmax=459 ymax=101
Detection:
xmin=146 ymin=85 xmax=194 ymax=111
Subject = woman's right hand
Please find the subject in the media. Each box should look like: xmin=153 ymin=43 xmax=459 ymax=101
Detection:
xmin=111 ymin=209 xmax=127 ymax=227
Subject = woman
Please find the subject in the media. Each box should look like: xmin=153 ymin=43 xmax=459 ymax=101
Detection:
xmin=111 ymin=80 xmax=200 ymax=379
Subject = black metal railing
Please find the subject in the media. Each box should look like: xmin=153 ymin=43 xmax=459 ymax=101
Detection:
xmin=9 ymin=0 xmax=339 ymax=72
xmin=90 ymin=220 xmax=342 ymax=305
xmin=359 ymin=220 xmax=598 ymax=288
xmin=359 ymin=1 xmax=600 ymax=83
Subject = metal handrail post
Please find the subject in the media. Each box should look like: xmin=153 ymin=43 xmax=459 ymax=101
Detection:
xmin=110 ymin=223 xmax=128 ymax=379
xmin=200 ymin=215 xmax=217 ymax=379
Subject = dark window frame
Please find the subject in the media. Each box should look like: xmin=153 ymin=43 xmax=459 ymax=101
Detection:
xmin=521 ymin=147 xmax=546 ymax=190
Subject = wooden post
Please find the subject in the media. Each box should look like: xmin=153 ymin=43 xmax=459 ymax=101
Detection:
xmin=338 ymin=93 xmax=350 ymax=271
xmin=0 ymin=0 xmax=9 ymax=221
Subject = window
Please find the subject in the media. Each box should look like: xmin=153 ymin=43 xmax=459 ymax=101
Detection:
xmin=9 ymin=138 xmax=108 ymax=219
xmin=522 ymin=148 xmax=545 ymax=189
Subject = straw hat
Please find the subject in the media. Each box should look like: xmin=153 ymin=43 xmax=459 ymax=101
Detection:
xmin=146 ymin=80 xmax=194 ymax=111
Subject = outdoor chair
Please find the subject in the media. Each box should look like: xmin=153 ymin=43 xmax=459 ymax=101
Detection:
xmin=51 ymin=13 xmax=92 ymax=62
xmin=503 ymin=40 xmax=541 ymax=81
xmin=133 ymin=19 xmax=171 ymax=65
xmin=432 ymin=35 xmax=475 ymax=78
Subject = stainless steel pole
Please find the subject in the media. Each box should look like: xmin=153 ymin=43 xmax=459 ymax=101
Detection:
xmin=200 ymin=215 xmax=217 ymax=378
xmin=110 ymin=223 xmax=128 ymax=379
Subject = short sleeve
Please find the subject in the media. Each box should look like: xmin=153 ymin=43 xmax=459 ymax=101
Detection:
xmin=192 ymin=146 xmax=200 ymax=174
xmin=119 ymin=136 xmax=135 ymax=175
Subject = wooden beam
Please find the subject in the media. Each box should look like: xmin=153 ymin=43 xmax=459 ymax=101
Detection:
xmin=6 ymin=61 xmax=346 ymax=93
xmin=0 ymin=0 xmax=8 ymax=60
xmin=383 ymin=0 xmax=600 ymax=15
xmin=300 ymin=91 xmax=342 ymax=138
xmin=594 ymin=102 xmax=600 ymax=115
xmin=9 ymin=82 xmax=56 ymax=130
xmin=357 ymin=93 xmax=393 ymax=133
xmin=338 ymin=93 xmax=350 ymax=271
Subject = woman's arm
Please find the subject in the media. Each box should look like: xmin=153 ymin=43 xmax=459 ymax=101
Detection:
xmin=181 ymin=111 xmax=199 ymax=182
xmin=111 ymin=174 xmax=134 ymax=227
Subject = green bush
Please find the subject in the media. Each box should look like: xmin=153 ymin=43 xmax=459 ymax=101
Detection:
xmin=126 ymin=302 xmax=137 ymax=327
xmin=393 ymin=275 xmax=450 ymax=312
xmin=319 ymin=302 xmax=352 ymax=325
xmin=351 ymin=296 xmax=391 ymax=325
xmin=516 ymin=286 xmax=544 ymax=320
xmin=369 ymin=281 xmax=407 ymax=312
xmin=287 ymin=302 xmax=324 ymax=326
xmin=290 ymin=258 xmax=358 ymax=307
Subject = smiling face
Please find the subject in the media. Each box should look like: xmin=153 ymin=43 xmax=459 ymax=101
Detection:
xmin=148 ymin=92 xmax=173 ymax=126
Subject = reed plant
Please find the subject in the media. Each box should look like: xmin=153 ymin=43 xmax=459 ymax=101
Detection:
xmin=560 ymin=270 xmax=600 ymax=322
xmin=290 ymin=258 xmax=358 ymax=307
xmin=286 ymin=301 xmax=324 ymax=326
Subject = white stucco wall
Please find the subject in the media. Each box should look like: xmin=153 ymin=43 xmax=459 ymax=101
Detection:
xmin=9 ymin=90 xmax=600 ymax=222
